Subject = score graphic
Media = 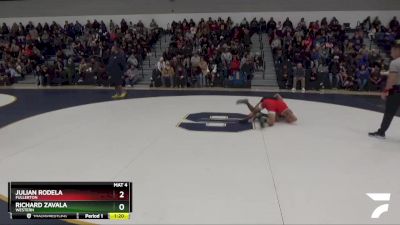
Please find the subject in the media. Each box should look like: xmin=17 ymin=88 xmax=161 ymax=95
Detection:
xmin=8 ymin=182 xmax=132 ymax=220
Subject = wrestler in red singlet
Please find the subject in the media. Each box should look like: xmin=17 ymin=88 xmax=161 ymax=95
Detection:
xmin=236 ymin=94 xmax=297 ymax=126
xmin=261 ymin=98 xmax=289 ymax=115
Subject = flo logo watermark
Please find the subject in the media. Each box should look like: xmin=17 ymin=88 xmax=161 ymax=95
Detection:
xmin=366 ymin=193 xmax=391 ymax=219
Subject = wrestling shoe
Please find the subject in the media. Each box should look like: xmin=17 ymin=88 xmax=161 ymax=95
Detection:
xmin=236 ymin=99 xmax=249 ymax=105
xmin=368 ymin=131 xmax=385 ymax=139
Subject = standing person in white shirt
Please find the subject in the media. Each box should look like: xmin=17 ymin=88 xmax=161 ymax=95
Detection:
xmin=369 ymin=40 xmax=400 ymax=139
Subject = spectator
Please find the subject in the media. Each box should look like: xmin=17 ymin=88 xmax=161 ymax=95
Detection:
xmin=260 ymin=17 xmax=267 ymax=32
xmin=292 ymin=63 xmax=306 ymax=93
xmin=127 ymin=54 xmax=139 ymax=68
xmin=254 ymin=53 xmax=264 ymax=70
xmin=266 ymin=17 xmax=277 ymax=34
xmin=250 ymin=18 xmax=259 ymax=34
xmin=158 ymin=17 xmax=256 ymax=88
xmin=124 ymin=64 xmax=138 ymax=87
xmin=221 ymin=48 xmax=232 ymax=79
xmin=343 ymin=73 xmax=355 ymax=90
xmin=0 ymin=73 xmax=10 ymax=86
xmin=329 ymin=56 xmax=341 ymax=88
xmin=317 ymin=60 xmax=329 ymax=85
xmin=53 ymin=60 xmax=65 ymax=85
xmin=309 ymin=64 xmax=320 ymax=90
xmin=271 ymin=37 xmax=282 ymax=53
xmin=369 ymin=49 xmax=381 ymax=66
xmin=0 ymin=18 xmax=159 ymax=87
xmin=276 ymin=21 xmax=283 ymax=36
xmin=240 ymin=18 xmax=249 ymax=28
xmin=157 ymin=57 xmax=165 ymax=73
xmin=240 ymin=56 xmax=255 ymax=81
xmin=369 ymin=65 xmax=382 ymax=91
xmin=338 ymin=62 xmax=348 ymax=88
xmin=230 ymin=55 xmax=241 ymax=80
xmin=283 ymin=17 xmax=294 ymax=31
xmin=65 ymin=58 xmax=76 ymax=85
xmin=388 ymin=16 xmax=398 ymax=30
xmin=356 ymin=64 xmax=370 ymax=91
xmin=91 ymin=58 xmax=106 ymax=86
xmin=271 ymin=16 xmax=390 ymax=92
xmin=361 ymin=16 xmax=371 ymax=32
xmin=278 ymin=64 xmax=290 ymax=89
xmin=368 ymin=26 xmax=377 ymax=40
xmin=209 ymin=58 xmax=219 ymax=87
xmin=372 ymin=17 xmax=381 ymax=29
xmin=162 ymin=61 xmax=175 ymax=87
xmin=7 ymin=63 xmax=21 ymax=81
xmin=78 ymin=58 xmax=89 ymax=83
xmin=150 ymin=19 xmax=159 ymax=30
xmin=0 ymin=63 xmax=10 ymax=86
xmin=191 ymin=52 xmax=201 ymax=72
xmin=198 ymin=57 xmax=209 ymax=87
xmin=175 ymin=61 xmax=186 ymax=88
xmin=5 ymin=16 xmax=391 ymax=92
xmin=36 ymin=65 xmax=48 ymax=86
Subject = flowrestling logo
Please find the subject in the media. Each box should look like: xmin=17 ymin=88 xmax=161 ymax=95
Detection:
xmin=366 ymin=193 xmax=391 ymax=219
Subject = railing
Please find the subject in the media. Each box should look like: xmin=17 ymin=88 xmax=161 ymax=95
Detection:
xmin=141 ymin=31 xmax=170 ymax=80
xmin=257 ymin=26 xmax=266 ymax=80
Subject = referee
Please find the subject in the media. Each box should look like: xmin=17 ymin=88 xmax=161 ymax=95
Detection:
xmin=369 ymin=40 xmax=400 ymax=139
xmin=107 ymin=45 xmax=127 ymax=99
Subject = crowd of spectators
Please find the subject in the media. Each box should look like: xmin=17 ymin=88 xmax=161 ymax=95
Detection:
xmin=151 ymin=17 xmax=265 ymax=88
xmin=362 ymin=16 xmax=400 ymax=55
xmin=271 ymin=16 xmax=397 ymax=92
xmin=1 ymin=16 xmax=398 ymax=91
xmin=0 ymin=19 xmax=161 ymax=86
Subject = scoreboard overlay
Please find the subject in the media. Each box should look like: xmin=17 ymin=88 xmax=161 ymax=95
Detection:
xmin=8 ymin=182 xmax=132 ymax=220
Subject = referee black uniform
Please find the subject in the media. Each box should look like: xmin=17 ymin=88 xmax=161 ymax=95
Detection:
xmin=107 ymin=46 xmax=127 ymax=98
xmin=369 ymin=40 xmax=400 ymax=139
xmin=107 ymin=50 xmax=126 ymax=87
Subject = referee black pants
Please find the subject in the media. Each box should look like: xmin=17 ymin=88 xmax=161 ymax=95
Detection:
xmin=378 ymin=93 xmax=400 ymax=134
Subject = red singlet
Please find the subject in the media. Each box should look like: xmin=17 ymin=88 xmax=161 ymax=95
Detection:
xmin=261 ymin=98 xmax=289 ymax=115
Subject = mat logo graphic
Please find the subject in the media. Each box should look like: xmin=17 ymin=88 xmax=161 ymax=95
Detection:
xmin=366 ymin=193 xmax=391 ymax=219
xmin=178 ymin=112 xmax=253 ymax=132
